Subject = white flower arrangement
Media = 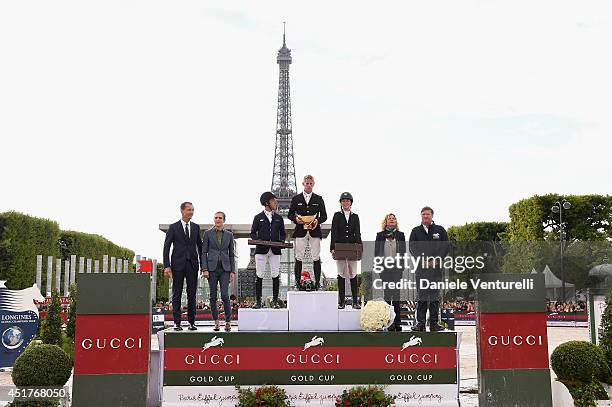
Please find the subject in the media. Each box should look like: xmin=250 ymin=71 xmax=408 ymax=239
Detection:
xmin=360 ymin=299 xmax=394 ymax=331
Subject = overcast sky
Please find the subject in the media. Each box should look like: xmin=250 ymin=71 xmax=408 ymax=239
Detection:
xmin=1 ymin=1 xmax=610 ymax=269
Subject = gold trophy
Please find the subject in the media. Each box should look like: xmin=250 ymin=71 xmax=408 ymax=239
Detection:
xmin=298 ymin=215 xmax=317 ymax=230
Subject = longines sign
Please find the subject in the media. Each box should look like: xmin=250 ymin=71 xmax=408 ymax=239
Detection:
xmin=162 ymin=331 xmax=461 ymax=406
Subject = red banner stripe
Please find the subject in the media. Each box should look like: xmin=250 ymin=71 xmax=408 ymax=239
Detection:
xmin=478 ymin=312 xmax=549 ymax=370
xmin=164 ymin=346 xmax=457 ymax=371
xmin=74 ymin=314 xmax=150 ymax=375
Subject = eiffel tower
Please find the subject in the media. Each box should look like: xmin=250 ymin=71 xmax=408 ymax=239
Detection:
xmin=257 ymin=26 xmax=314 ymax=298
xmin=270 ymin=23 xmax=297 ymax=216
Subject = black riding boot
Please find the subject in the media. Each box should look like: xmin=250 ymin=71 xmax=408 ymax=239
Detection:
xmin=350 ymin=276 xmax=360 ymax=309
xmin=272 ymin=276 xmax=280 ymax=308
xmin=294 ymin=260 xmax=302 ymax=289
xmin=313 ymin=260 xmax=322 ymax=289
xmin=337 ymin=276 xmax=346 ymax=308
xmin=255 ymin=277 xmax=263 ymax=308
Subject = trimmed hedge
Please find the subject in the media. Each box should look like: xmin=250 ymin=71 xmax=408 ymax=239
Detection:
xmin=12 ymin=343 xmax=72 ymax=387
xmin=59 ymin=230 xmax=134 ymax=270
xmin=563 ymin=380 xmax=608 ymax=407
xmin=551 ymin=340 xmax=609 ymax=382
xmin=40 ymin=290 xmax=63 ymax=346
xmin=0 ymin=212 xmax=60 ymax=290
xmin=0 ymin=211 xmax=136 ymax=289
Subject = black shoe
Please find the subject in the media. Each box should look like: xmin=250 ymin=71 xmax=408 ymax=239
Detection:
xmin=338 ymin=302 xmax=345 ymax=309
xmin=254 ymin=301 xmax=262 ymax=309
xmin=173 ymin=324 xmax=183 ymax=331
xmin=411 ymin=322 xmax=426 ymax=332
xmin=273 ymin=301 xmax=280 ymax=309
xmin=352 ymin=302 xmax=361 ymax=310
xmin=188 ymin=324 xmax=197 ymax=331
xmin=429 ymin=321 xmax=444 ymax=332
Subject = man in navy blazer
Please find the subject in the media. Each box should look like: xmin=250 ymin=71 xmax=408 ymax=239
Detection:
xmin=251 ymin=192 xmax=287 ymax=308
xmin=409 ymin=206 xmax=449 ymax=332
xmin=163 ymin=201 xmax=202 ymax=331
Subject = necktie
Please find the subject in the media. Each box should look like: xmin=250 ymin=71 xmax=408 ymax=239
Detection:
xmin=185 ymin=223 xmax=189 ymax=239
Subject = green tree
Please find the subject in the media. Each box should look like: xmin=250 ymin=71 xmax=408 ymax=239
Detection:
xmin=65 ymin=284 xmax=77 ymax=342
xmin=503 ymin=194 xmax=612 ymax=280
xmin=446 ymin=222 xmax=508 ymax=298
xmin=447 ymin=221 xmax=508 ymax=242
xmin=40 ymin=290 xmax=63 ymax=346
xmin=507 ymin=194 xmax=612 ymax=241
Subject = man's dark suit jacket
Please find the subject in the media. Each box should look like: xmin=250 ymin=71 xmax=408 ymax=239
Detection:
xmin=163 ymin=221 xmax=202 ymax=271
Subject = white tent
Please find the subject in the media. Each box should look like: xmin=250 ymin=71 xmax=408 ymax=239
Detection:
xmin=531 ymin=265 xmax=575 ymax=300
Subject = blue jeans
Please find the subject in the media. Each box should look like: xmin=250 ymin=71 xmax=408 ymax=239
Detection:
xmin=208 ymin=268 xmax=231 ymax=323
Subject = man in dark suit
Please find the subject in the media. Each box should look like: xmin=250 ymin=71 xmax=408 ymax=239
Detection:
xmin=251 ymin=192 xmax=287 ymax=308
xmin=288 ymin=175 xmax=327 ymax=289
xmin=163 ymin=202 xmax=202 ymax=331
xmin=409 ymin=206 xmax=449 ymax=332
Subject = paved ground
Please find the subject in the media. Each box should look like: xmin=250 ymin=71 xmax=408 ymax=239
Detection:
xmin=0 ymin=326 xmax=589 ymax=406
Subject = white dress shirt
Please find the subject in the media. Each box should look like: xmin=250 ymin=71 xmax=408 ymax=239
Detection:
xmin=264 ymin=209 xmax=273 ymax=223
xmin=343 ymin=209 xmax=351 ymax=223
xmin=181 ymin=219 xmax=191 ymax=238
xmin=303 ymin=191 xmax=312 ymax=204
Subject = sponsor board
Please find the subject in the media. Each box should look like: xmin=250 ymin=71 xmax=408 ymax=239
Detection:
xmin=161 ymin=331 xmax=461 ymax=406
xmin=0 ymin=282 xmax=44 ymax=368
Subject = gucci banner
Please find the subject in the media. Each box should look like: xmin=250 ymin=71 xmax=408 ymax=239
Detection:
xmin=161 ymin=331 xmax=461 ymax=406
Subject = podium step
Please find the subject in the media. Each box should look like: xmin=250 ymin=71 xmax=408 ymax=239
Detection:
xmin=288 ymin=291 xmax=339 ymax=331
xmin=237 ymin=308 xmax=288 ymax=331
xmin=338 ymin=308 xmax=361 ymax=330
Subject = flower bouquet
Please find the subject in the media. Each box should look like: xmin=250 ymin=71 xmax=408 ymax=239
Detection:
xmin=297 ymin=270 xmax=317 ymax=291
xmin=359 ymin=299 xmax=395 ymax=331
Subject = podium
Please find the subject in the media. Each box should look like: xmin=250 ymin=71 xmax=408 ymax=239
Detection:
xmin=287 ymin=291 xmax=338 ymax=331
xmin=238 ymin=290 xmax=360 ymax=331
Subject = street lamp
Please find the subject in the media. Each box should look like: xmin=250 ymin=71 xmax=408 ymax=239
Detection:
xmin=551 ymin=199 xmax=571 ymax=302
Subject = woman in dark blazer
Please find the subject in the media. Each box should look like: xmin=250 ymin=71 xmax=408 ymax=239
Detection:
xmin=201 ymin=211 xmax=236 ymax=332
xmin=330 ymin=192 xmax=362 ymax=309
xmin=375 ymin=213 xmax=406 ymax=331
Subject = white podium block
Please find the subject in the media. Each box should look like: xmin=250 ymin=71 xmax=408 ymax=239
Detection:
xmin=238 ymin=309 xmax=288 ymax=331
xmin=287 ymin=291 xmax=338 ymax=331
xmin=338 ymin=308 xmax=362 ymax=331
